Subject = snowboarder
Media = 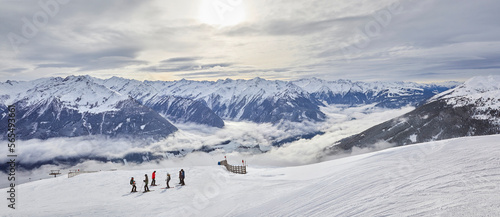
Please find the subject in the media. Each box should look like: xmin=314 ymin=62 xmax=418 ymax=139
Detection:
xmin=144 ymin=174 xmax=150 ymax=192
xmin=180 ymin=169 xmax=185 ymax=186
xmin=130 ymin=177 xmax=137 ymax=192
xmin=151 ymin=171 xmax=156 ymax=186
xmin=166 ymin=173 xmax=171 ymax=188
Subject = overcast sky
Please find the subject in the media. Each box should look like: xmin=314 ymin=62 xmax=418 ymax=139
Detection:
xmin=1 ymin=0 xmax=499 ymax=82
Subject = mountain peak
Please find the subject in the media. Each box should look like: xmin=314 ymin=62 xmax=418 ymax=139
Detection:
xmin=63 ymin=75 xmax=93 ymax=82
xmin=433 ymin=75 xmax=500 ymax=101
xmin=249 ymin=77 xmax=266 ymax=83
xmin=430 ymin=76 xmax=500 ymax=118
xmin=463 ymin=75 xmax=500 ymax=92
xmin=5 ymin=80 xmax=17 ymax=85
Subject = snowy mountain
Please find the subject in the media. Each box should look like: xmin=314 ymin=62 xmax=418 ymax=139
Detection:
xmin=0 ymin=75 xmax=457 ymax=141
xmin=0 ymin=76 xmax=178 ymax=140
xmin=98 ymin=76 xmax=456 ymax=123
xmin=327 ymin=76 xmax=500 ymax=154
xmin=93 ymin=76 xmax=225 ymax=127
xmin=107 ymin=77 xmax=327 ymax=123
xmin=2 ymin=135 xmax=499 ymax=216
xmin=184 ymin=77 xmax=325 ymax=123
xmin=431 ymin=75 xmax=500 ymax=125
xmin=292 ymin=77 xmax=459 ymax=108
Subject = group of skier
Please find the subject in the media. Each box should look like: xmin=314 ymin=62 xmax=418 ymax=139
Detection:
xmin=129 ymin=169 xmax=185 ymax=193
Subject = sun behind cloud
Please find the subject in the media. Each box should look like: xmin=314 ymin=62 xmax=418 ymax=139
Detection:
xmin=199 ymin=0 xmax=246 ymax=27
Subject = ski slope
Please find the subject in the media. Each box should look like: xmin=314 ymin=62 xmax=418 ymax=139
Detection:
xmin=3 ymin=135 xmax=500 ymax=216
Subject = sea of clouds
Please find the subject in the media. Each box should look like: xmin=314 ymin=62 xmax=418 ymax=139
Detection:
xmin=1 ymin=105 xmax=414 ymax=188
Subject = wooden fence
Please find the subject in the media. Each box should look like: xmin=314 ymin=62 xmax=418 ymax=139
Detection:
xmin=219 ymin=160 xmax=246 ymax=174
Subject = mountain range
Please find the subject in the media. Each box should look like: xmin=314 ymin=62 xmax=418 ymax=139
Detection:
xmin=0 ymin=76 xmax=177 ymax=140
xmin=326 ymin=75 xmax=500 ymax=154
xmin=0 ymin=75 xmax=458 ymax=141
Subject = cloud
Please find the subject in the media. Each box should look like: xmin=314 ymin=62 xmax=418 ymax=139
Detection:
xmin=36 ymin=63 xmax=77 ymax=69
xmin=144 ymin=61 xmax=233 ymax=73
xmin=222 ymin=15 xmax=369 ymax=37
xmin=1 ymin=0 xmax=499 ymax=82
xmin=78 ymin=56 xmax=148 ymax=72
xmin=2 ymin=67 xmax=28 ymax=73
xmin=0 ymin=104 xmax=426 ymax=190
xmin=423 ymin=54 xmax=500 ymax=71
xmin=256 ymin=105 xmax=415 ymax=165
xmin=0 ymin=151 xmax=223 ymax=188
xmin=161 ymin=57 xmax=202 ymax=63
xmin=2 ymin=136 xmax=145 ymax=164
xmin=0 ymin=104 xmax=416 ymax=173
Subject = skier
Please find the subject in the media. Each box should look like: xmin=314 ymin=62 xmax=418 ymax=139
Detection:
xmin=130 ymin=177 xmax=137 ymax=192
xmin=166 ymin=173 xmax=171 ymax=188
xmin=143 ymin=174 xmax=150 ymax=192
xmin=179 ymin=170 xmax=182 ymax=184
xmin=151 ymin=171 xmax=156 ymax=186
xmin=180 ymin=169 xmax=185 ymax=186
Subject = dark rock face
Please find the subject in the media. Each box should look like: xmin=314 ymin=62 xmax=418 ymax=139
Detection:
xmin=144 ymin=95 xmax=224 ymax=128
xmin=0 ymin=98 xmax=177 ymax=140
xmin=237 ymin=96 xmax=326 ymax=123
xmin=326 ymin=100 xmax=500 ymax=154
xmin=206 ymin=95 xmax=326 ymax=124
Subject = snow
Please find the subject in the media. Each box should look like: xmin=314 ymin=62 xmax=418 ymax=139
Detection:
xmin=432 ymin=75 xmax=500 ymax=108
xmin=3 ymin=135 xmax=500 ymax=216
xmin=431 ymin=75 xmax=500 ymax=125
xmin=114 ymin=123 xmax=123 ymax=131
xmin=1 ymin=76 xmax=458 ymax=122
xmin=90 ymin=76 xmax=310 ymax=120
xmin=409 ymin=134 xmax=417 ymax=143
xmin=92 ymin=76 xmax=455 ymax=119
xmin=290 ymin=77 xmax=438 ymax=97
xmin=0 ymin=76 xmax=129 ymax=114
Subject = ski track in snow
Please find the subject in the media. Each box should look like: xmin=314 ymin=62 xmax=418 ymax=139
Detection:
xmin=2 ymin=135 xmax=500 ymax=216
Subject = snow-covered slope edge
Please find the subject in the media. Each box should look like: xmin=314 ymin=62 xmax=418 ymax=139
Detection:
xmin=2 ymin=135 xmax=499 ymax=216
xmin=328 ymin=75 xmax=500 ymax=154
